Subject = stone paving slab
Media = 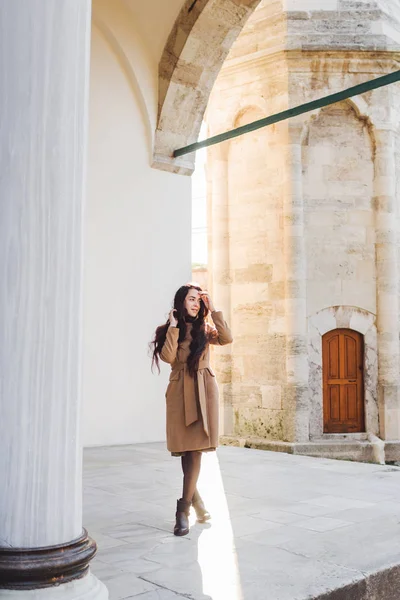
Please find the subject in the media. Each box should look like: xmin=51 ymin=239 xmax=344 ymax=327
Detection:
xmin=84 ymin=443 xmax=400 ymax=600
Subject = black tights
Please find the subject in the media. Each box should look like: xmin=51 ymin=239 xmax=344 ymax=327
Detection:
xmin=181 ymin=451 xmax=202 ymax=502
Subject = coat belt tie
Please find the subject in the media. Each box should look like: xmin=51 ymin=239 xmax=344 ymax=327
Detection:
xmin=170 ymin=359 xmax=211 ymax=436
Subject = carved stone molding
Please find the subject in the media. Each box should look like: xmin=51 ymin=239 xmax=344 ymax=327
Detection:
xmin=0 ymin=530 xmax=97 ymax=590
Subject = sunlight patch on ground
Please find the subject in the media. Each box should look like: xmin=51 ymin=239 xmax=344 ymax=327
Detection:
xmin=197 ymin=452 xmax=243 ymax=600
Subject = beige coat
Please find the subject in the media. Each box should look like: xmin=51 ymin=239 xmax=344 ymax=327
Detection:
xmin=160 ymin=311 xmax=233 ymax=454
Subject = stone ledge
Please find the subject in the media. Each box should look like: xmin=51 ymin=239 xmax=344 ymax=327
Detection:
xmin=311 ymin=562 xmax=400 ymax=600
xmin=151 ymin=152 xmax=195 ymax=176
xmin=220 ymin=435 xmax=400 ymax=463
xmin=384 ymin=441 xmax=400 ymax=463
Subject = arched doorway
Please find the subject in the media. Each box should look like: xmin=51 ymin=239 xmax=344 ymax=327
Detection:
xmin=322 ymin=329 xmax=365 ymax=434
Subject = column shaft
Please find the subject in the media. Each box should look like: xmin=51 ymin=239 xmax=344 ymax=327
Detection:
xmin=207 ymin=143 xmax=231 ymax=319
xmin=0 ymin=0 xmax=91 ymax=548
xmin=207 ymin=143 xmax=232 ymax=435
xmin=374 ymin=128 xmax=400 ymax=440
xmin=283 ymin=123 xmax=309 ymax=442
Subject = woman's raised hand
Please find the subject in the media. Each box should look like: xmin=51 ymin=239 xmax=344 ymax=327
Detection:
xmin=169 ymin=309 xmax=178 ymax=327
xmin=200 ymin=291 xmax=215 ymax=313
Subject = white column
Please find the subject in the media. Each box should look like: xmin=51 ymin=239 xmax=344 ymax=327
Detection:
xmin=0 ymin=1 xmax=107 ymax=597
xmin=283 ymin=122 xmax=309 ymax=442
xmin=374 ymin=127 xmax=400 ymax=440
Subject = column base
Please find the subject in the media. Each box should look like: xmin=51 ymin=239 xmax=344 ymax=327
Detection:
xmin=378 ymin=384 xmax=400 ymax=440
xmin=0 ymin=573 xmax=108 ymax=600
xmin=0 ymin=531 xmax=96 ymax=590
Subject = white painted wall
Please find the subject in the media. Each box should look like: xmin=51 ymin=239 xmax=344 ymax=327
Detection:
xmin=122 ymin=0 xmax=184 ymax=63
xmin=82 ymin=10 xmax=191 ymax=446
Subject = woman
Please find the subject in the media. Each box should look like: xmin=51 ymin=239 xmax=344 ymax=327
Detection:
xmin=151 ymin=283 xmax=233 ymax=536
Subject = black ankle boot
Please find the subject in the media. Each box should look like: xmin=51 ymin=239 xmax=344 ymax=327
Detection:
xmin=174 ymin=498 xmax=191 ymax=536
xmin=192 ymin=489 xmax=211 ymax=523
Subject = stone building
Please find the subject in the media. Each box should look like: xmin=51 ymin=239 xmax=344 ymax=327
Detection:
xmin=206 ymin=0 xmax=400 ymax=462
xmin=2 ymin=0 xmax=400 ymax=597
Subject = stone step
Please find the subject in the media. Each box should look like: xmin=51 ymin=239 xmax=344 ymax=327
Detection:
xmin=313 ymin=433 xmax=368 ymax=442
xmin=220 ymin=435 xmax=391 ymax=463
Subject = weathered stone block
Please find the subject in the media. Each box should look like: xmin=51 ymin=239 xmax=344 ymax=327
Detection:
xmin=282 ymin=383 xmax=310 ymax=411
xmin=261 ymin=385 xmax=282 ymax=409
xmin=234 ymin=406 xmax=285 ymax=439
xmin=234 ymin=263 xmax=273 ymax=283
xmin=268 ymin=281 xmax=286 ymax=301
xmin=243 ymin=350 xmax=286 ymax=382
xmin=231 ymin=384 xmax=263 ymax=407
xmin=233 ymin=302 xmax=273 ymax=335
xmin=286 ymin=334 xmax=307 ymax=355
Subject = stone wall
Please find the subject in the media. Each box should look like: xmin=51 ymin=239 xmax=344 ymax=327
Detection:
xmin=206 ymin=0 xmax=400 ymax=443
xmin=227 ymin=109 xmax=287 ymax=440
xmin=303 ymin=101 xmax=375 ymax=316
xmin=207 ymin=52 xmax=292 ymax=439
xmin=285 ymin=0 xmax=400 ymax=52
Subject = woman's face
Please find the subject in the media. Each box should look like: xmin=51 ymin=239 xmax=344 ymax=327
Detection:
xmin=184 ymin=288 xmax=201 ymax=318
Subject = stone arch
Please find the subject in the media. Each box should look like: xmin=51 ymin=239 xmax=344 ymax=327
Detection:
xmin=308 ymin=306 xmax=379 ymax=440
xmin=204 ymin=94 xmax=269 ymax=149
xmin=153 ymin=0 xmax=262 ymax=175
xmin=300 ymin=98 xmax=375 ymax=150
xmin=348 ymin=95 xmax=373 ymax=122
xmin=233 ymin=104 xmax=266 ymax=128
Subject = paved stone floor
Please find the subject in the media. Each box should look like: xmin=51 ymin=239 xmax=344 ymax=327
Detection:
xmin=84 ymin=443 xmax=400 ymax=600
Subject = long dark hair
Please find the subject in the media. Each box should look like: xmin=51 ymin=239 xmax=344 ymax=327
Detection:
xmin=150 ymin=283 xmax=209 ymax=377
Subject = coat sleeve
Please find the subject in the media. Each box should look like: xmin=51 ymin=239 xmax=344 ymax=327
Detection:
xmin=160 ymin=326 xmax=179 ymax=363
xmin=208 ymin=311 xmax=233 ymax=346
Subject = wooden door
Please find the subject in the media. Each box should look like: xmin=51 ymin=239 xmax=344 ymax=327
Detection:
xmin=322 ymin=329 xmax=365 ymax=433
